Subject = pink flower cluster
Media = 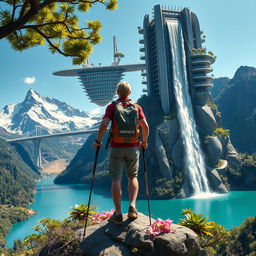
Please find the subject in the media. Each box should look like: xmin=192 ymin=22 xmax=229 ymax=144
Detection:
xmin=146 ymin=218 xmax=175 ymax=236
xmin=92 ymin=209 xmax=115 ymax=223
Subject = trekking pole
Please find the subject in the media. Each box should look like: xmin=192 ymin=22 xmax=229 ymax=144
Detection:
xmin=83 ymin=146 xmax=100 ymax=239
xmin=142 ymin=147 xmax=152 ymax=226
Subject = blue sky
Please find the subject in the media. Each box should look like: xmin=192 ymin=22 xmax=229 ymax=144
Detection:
xmin=0 ymin=0 xmax=256 ymax=114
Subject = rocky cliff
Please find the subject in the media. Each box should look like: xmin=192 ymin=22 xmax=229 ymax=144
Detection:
xmin=79 ymin=213 xmax=205 ymax=256
xmin=37 ymin=213 xmax=205 ymax=256
xmin=212 ymin=66 xmax=256 ymax=153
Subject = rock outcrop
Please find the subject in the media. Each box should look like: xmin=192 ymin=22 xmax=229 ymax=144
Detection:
xmin=212 ymin=66 xmax=256 ymax=153
xmin=78 ymin=213 xmax=205 ymax=256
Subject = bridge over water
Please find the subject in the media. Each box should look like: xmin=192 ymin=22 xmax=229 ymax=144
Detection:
xmin=7 ymin=129 xmax=98 ymax=168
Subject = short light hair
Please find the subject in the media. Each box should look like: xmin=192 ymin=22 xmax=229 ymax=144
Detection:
xmin=117 ymin=81 xmax=131 ymax=97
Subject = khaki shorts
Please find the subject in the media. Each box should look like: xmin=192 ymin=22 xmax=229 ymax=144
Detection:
xmin=109 ymin=147 xmax=140 ymax=181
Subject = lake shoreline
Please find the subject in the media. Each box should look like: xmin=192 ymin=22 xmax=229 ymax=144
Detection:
xmin=5 ymin=176 xmax=256 ymax=248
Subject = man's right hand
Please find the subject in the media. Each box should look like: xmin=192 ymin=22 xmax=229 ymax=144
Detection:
xmin=93 ymin=140 xmax=102 ymax=150
xmin=140 ymin=141 xmax=148 ymax=149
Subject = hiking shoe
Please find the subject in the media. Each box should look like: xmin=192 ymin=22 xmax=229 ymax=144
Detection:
xmin=128 ymin=205 xmax=138 ymax=219
xmin=109 ymin=211 xmax=123 ymax=225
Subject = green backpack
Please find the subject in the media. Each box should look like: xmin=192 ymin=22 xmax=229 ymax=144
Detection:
xmin=112 ymin=100 xmax=139 ymax=144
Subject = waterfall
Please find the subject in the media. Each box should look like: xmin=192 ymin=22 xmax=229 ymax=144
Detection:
xmin=167 ymin=20 xmax=210 ymax=195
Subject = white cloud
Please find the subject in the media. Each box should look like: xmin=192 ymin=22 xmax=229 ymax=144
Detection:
xmin=89 ymin=108 xmax=102 ymax=116
xmin=24 ymin=76 xmax=36 ymax=85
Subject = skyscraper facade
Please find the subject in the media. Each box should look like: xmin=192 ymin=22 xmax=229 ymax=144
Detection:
xmin=138 ymin=5 xmax=215 ymax=115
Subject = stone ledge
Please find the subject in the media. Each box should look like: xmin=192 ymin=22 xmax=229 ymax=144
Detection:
xmin=78 ymin=213 xmax=205 ymax=256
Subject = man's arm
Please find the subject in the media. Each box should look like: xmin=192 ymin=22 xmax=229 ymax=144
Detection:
xmin=139 ymin=118 xmax=149 ymax=149
xmin=93 ymin=117 xmax=111 ymax=149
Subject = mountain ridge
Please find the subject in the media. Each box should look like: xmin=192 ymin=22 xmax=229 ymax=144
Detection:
xmin=0 ymin=89 xmax=101 ymax=136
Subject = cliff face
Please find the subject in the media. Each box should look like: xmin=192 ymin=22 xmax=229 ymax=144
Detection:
xmin=212 ymin=66 xmax=256 ymax=153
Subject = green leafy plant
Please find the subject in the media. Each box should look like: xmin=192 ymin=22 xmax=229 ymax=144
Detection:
xmin=179 ymin=209 xmax=214 ymax=237
xmin=179 ymin=209 xmax=230 ymax=251
xmin=67 ymin=203 xmax=98 ymax=222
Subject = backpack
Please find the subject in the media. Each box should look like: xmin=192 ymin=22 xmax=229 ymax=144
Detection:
xmin=111 ymin=100 xmax=140 ymax=144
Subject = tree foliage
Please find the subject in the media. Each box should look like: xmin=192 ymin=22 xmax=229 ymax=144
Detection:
xmin=0 ymin=205 xmax=35 ymax=248
xmin=214 ymin=217 xmax=256 ymax=256
xmin=0 ymin=0 xmax=118 ymax=64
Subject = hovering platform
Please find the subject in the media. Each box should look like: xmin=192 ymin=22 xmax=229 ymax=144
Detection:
xmin=53 ymin=37 xmax=146 ymax=106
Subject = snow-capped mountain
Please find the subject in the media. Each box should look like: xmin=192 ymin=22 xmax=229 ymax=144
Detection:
xmin=0 ymin=89 xmax=101 ymax=135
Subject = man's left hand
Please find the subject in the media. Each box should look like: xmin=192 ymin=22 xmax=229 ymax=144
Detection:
xmin=140 ymin=141 xmax=148 ymax=149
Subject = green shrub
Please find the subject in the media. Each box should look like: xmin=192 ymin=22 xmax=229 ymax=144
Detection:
xmin=179 ymin=209 xmax=230 ymax=253
xmin=213 ymin=128 xmax=230 ymax=137
xmin=153 ymin=171 xmax=184 ymax=199
xmin=21 ymin=218 xmax=83 ymax=256
xmin=215 ymin=217 xmax=256 ymax=256
xmin=240 ymin=153 xmax=256 ymax=167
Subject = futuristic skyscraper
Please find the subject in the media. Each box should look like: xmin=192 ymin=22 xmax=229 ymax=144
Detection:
xmin=139 ymin=5 xmax=227 ymax=196
xmin=139 ymin=5 xmax=215 ymax=114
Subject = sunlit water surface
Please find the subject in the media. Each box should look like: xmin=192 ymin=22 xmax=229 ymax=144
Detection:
xmin=6 ymin=177 xmax=256 ymax=248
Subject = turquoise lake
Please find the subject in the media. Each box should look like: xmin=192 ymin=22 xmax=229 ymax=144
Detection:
xmin=6 ymin=176 xmax=256 ymax=248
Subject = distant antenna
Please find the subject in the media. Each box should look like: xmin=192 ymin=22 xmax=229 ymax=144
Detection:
xmin=113 ymin=36 xmax=118 ymax=63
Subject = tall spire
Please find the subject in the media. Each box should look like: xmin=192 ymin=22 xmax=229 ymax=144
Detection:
xmin=113 ymin=36 xmax=118 ymax=63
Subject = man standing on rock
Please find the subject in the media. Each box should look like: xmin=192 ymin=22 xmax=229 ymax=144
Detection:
xmin=93 ymin=81 xmax=149 ymax=224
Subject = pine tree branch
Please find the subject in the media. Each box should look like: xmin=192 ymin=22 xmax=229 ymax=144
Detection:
xmin=11 ymin=0 xmax=17 ymax=22
xmin=29 ymin=0 xmax=39 ymax=12
xmin=18 ymin=0 xmax=29 ymax=19
xmin=0 ymin=0 xmax=107 ymax=39
xmin=14 ymin=30 xmax=23 ymax=45
xmin=29 ymin=26 xmax=75 ymax=57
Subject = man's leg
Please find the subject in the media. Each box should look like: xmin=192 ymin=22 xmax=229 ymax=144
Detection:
xmin=128 ymin=176 xmax=139 ymax=207
xmin=109 ymin=148 xmax=124 ymax=224
xmin=125 ymin=148 xmax=140 ymax=219
xmin=112 ymin=179 xmax=122 ymax=213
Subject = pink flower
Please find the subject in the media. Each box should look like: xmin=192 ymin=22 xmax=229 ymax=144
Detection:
xmin=146 ymin=218 xmax=175 ymax=236
xmin=92 ymin=209 xmax=115 ymax=223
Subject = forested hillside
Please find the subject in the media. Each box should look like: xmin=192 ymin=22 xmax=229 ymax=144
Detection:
xmin=0 ymin=138 xmax=40 ymax=247
xmin=0 ymin=138 xmax=40 ymax=206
